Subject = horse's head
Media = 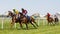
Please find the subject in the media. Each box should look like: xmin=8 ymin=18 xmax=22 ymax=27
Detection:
xmin=7 ymin=11 xmax=13 ymax=17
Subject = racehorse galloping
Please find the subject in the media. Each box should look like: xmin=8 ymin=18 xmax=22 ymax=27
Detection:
xmin=7 ymin=11 xmax=21 ymax=28
xmin=54 ymin=15 xmax=59 ymax=24
xmin=47 ymin=13 xmax=59 ymax=25
xmin=47 ymin=15 xmax=54 ymax=25
xmin=7 ymin=11 xmax=38 ymax=29
xmin=46 ymin=13 xmax=54 ymax=25
xmin=19 ymin=12 xmax=38 ymax=29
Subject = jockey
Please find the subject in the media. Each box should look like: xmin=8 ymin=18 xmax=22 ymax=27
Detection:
xmin=54 ymin=15 xmax=58 ymax=18
xmin=21 ymin=8 xmax=30 ymax=21
xmin=21 ymin=8 xmax=27 ymax=17
xmin=13 ymin=9 xmax=19 ymax=18
xmin=47 ymin=13 xmax=51 ymax=18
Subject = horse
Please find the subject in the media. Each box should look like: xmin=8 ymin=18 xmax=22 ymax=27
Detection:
xmin=7 ymin=11 xmax=38 ymax=29
xmin=46 ymin=15 xmax=54 ymax=25
xmin=54 ymin=15 xmax=59 ymax=24
xmin=47 ymin=15 xmax=59 ymax=25
xmin=19 ymin=12 xmax=38 ymax=29
xmin=7 ymin=11 xmax=22 ymax=28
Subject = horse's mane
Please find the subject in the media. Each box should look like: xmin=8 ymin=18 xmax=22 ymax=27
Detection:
xmin=19 ymin=12 xmax=23 ymax=16
xmin=19 ymin=12 xmax=26 ymax=18
xmin=8 ymin=11 xmax=16 ymax=17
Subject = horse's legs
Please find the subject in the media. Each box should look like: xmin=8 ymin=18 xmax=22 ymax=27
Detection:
xmin=48 ymin=21 xmax=49 ymax=25
xmin=11 ymin=22 xmax=15 ymax=28
xmin=10 ymin=20 xmax=12 ymax=28
xmin=25 ymin=23 xmax=28 ymax=29
xmin=33 ymin=21 xmax=38 ymax=27
xmin=19 ymin=22 xmax=23 ymax=29
xmin=30 ymin=18 xmax=38 ymax=27
xmin=48 ymin=21 xmax=51 ymax=25
xmin=30 ymin=22 xmax=37 ymax=28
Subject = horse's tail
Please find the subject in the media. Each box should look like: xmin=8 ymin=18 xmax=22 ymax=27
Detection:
xmin=30 ymin=16 xmax=35 ymax=22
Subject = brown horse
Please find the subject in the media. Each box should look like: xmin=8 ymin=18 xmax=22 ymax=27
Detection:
xmin=54 ymin=15 xmax=59 ymax=24
xmin=7 ymin=11 xmax=21 ymax=28
xmin=47 ymin=15 xmax=59 ymax=25
xmin=47 ymin=15 xmax=54 ymax=25
xmin=19 ymin=12 xmax=38 ymax=29
xmin=7 ymin=11 xmax=38 ymax=29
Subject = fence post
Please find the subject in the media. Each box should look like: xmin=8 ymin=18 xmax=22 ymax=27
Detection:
xmin=37 ymin=19 xmax=39 ymax=26
xmin=15 ymin=23 xmax=16 ymax=28
xmin=2 ymin=17 xmax=4 ymax=29
xmin=36 ymin=18 xmax=40 ymax=26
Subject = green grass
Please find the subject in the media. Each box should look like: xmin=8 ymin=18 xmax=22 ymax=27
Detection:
xmin=0 ymin=18 xmax=60 ymax=34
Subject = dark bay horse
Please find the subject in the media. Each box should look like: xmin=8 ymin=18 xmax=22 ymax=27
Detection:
xmin=7 ymin=11 xmax=38 ymax=29
xmin=47 ymin=15 xmax=59 ymax=25
xmin=47 ymin=15 xmax=54 ymax=25
xmin=54 ymin=15 xmax=59 ymax=24
xmin=19 ymin=12 xmax=38 ymax=29
xmin=7 ymin=11 xmax=21 ymax=28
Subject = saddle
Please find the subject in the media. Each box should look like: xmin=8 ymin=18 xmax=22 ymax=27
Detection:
xmin=26 ymin=16 xmax=30 ymax=21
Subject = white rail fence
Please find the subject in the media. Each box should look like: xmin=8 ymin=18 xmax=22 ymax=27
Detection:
xmin=0 ymin=17 xmax=60 ymax=29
